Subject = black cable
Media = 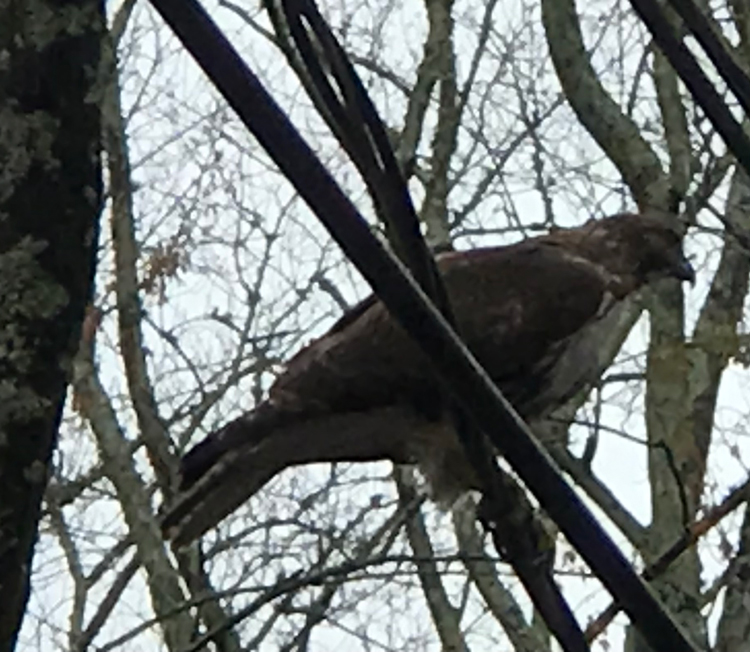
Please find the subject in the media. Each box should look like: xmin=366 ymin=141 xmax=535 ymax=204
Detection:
xmin=666 ymin=0 xmax=750 ymax=116
xmin=278 ymin=6 xmax=595 ymax=647
xmin=628 ymin=0 xmax=750 ymax=177
xmin=146 ymin=1 xmax=699 ymax=650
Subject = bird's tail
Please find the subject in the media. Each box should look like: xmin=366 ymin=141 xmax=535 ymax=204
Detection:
xmin=161 ymin=401 xmax=290 ymax=545
xmin=177 ymin=401 xmax=282 ymax=491
xmin=160 ymin=405 xmax=434 ymax=547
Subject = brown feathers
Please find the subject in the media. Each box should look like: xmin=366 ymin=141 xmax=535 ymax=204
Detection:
xmin=161 ymin=212 xmax=694 ymax=545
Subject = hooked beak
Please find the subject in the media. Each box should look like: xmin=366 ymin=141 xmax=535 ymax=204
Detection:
xmin=673 ymin=255 xmax=696 ymax=286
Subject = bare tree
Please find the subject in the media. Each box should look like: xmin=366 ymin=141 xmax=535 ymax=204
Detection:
xmin=21 ymin=1 xmax=750 ymax=651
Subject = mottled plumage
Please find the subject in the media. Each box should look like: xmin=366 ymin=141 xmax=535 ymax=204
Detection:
xmin=162 ymin=212 xmax=694 ymax=545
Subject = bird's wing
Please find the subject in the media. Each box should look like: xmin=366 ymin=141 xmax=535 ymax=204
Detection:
xmin=438 ymin=241 xmax=622 ymax=414
xmin=268 ymin=240 xmax=616 ymax=417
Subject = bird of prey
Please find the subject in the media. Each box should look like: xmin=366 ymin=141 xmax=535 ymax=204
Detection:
xmin=162 ymin=212 xmax=695 ymax=545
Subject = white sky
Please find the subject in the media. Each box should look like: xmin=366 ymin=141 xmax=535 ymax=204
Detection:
xmin=20 ymin=0 xmax=750 ymax=650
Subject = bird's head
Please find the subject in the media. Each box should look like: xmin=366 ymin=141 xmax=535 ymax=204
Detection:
xmin=633 ymin=216 xmax=695 ymax=285
xmin=571 ymin=212 xmax=695 ymax=287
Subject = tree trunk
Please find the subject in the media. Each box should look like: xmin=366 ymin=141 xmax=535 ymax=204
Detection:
xmin=0 ymin=2 xmax=103 ymax=648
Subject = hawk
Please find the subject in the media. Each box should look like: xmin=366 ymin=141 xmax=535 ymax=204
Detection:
xmin=162 ymin=212 xmax=694 ymax=545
